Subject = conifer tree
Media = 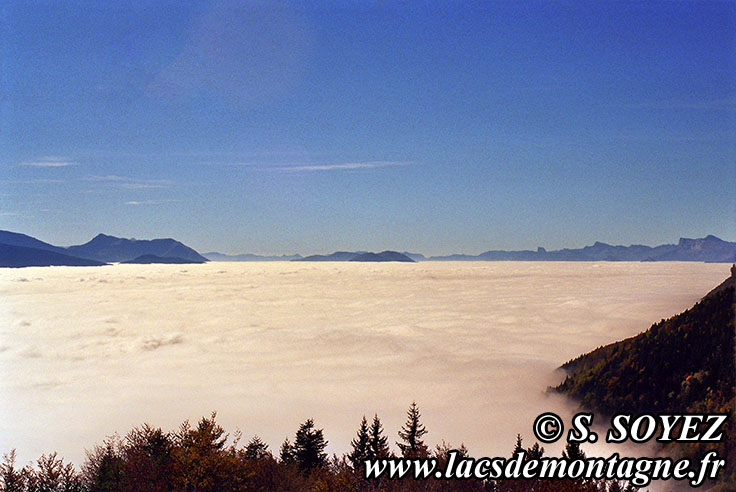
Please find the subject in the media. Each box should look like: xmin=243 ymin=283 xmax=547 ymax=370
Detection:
xmin=562 ymin=441 xmax=585 ymax=461
xmin=279 ymin=438 xmax=295 ymax=465
xmin=397 ymin=402 xmax=428 ymax=458
xmin=348 ymin=416 xmax=371 ymax=472
xmin=369 ymin=414 xmax=390 ymax=459
xmin=526 ymin=442 xmax=544 ymax=461
xmin=84 ymin=442 xmax=124 ymax=492
xmin=244 ymin=436 xmax=270 ymax=460
xmin=293 ymin=419 xmax=328 ymax=472
xmin=512 ymin=434 xmax=523 ymax=456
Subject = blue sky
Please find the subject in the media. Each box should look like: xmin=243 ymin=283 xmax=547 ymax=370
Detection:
xmin=1 ymin=1 xmax=734 ymax=255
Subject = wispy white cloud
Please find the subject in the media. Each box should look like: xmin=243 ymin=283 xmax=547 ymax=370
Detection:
xmin=0 ymin=178 xmax=66 ymax=184
xmin=19 ymin=157 xmax=77 ymax=168
xmin=84 ymin=175 xmax=172 ymax=189
xmin=0 ymin=210 xmax=33 ymax=219
xmin=120 ymin=183 xmax=170 ymax=190
xmin=125 ymin=199 xmax=178 ymax=206
xmin=194 ymin=159 xmax=413 ymax=172
xmin=274 ymin=161 xmax=413 ymax=172
xmin=81 ymin=149 xmax=321 ymax=159
xmin=83 ymin=175 xmax=127 ymax=182
xmin=196 ymin=161 xmax=260 ymax=167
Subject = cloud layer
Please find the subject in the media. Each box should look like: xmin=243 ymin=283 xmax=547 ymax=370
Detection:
xmin=0 ymin=262 xmax=727 ymax=470
xmin=280 ymin=161 xmax=412 ymax=172
xmin=19 ymin=157 xmax=77 ymax=168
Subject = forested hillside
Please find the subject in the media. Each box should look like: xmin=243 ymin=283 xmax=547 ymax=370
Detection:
xmin=555 ymin=271 xmax=735 ymax=489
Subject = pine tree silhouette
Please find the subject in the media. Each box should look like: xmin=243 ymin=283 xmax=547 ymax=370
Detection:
xmin=244 ymin=436 xmax=270 ymax=460
xmin=397 ymin=402 xmax=428 ymax=458
xmin=279 ymin=438 xmax=294 ymax=465
xmin=293 ymin=419 xmax=328 ymax=472
xmin=369 ymin=414 xmax=390 ymax=459
xmin=526 ymin=442 xmax=544 ymax=461
xmin=348 ymin=416 xmax=370 ymax=472
xmin=562 ymin=441 xmax=585 ymax=461
xmin=512 ymin=434 xmax=523 ymax=456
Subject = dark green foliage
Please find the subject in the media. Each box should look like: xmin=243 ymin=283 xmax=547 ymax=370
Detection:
xmin=84 ymin=442 xmax=124 ymax=492
xmin=348 ymin=416 xmax=371 ymax=472
xmin=244 ymin=436 xmax=270 ymax=461
xmin=278 ymin=438 xmax=294 ymax=465
xmin=555 ymin=276 xmax=735 ymax=488
xmin=526 ymin=442 xmax=544 ymax=461
xmin=561 ymin=442 xmax=584 ymax=462
xmin=556 ymin=282 xmax=734 ymax=415
xmin=397 ymin=402 xmax=428 ymax=458
xmin=292 ymin=419 xmax=328 ymax=472
xmin=369 ymin=414 xmax=390 ymax=460
xmin=511 ymin=435 xmax=523 ymax=456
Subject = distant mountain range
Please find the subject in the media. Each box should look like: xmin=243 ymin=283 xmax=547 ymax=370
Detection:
xmin=0 ymin=230 xmax=207 ymax=267
xmin=207 ymin=236 xmax=735 ymax=263
xmin=204 ymin=250 xmax=426 ymax=262
xmin=428 ymin=235 xmax=736 ymax=262
xmin=203 ymin=252 xmax=303 ymax=262
xmin=0 ymin=230 xmax=70 ymax=255
xmin=2 ymin=230 xmax=735 ymax=267
xmin=350 ymin=251 xmax=415 ymax=262
xmin=296 ymin=250 xmax=415 ymax=262
xmin=296 ymin=251 xmax=366 ymax=262
xmin=66 ymin=233 xmax=207 ymax=263
xmin=402 ymin=252 xmax=428 ymax=262
xmin=0 ymin=243 xmax=106 ymax=267
xmin=122 ymin=254 xmax=205 ymax=264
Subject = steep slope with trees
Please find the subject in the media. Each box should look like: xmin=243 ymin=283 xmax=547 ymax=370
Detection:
xmin=555 ymin=270 xmax=735 ymax=489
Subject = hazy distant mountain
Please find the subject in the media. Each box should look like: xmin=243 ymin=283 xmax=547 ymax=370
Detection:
xmin=296 ymin=250 xmax=415 ymax=262
xmin=0 ymin=230 xmax=209 ymax=266
xmin=426 ymin=253 xmax=482 ymax=261
xmin=296 ymin=251 xmax=367 ymax=262
xmin=204 ymin=252 xmax=303 ymax=262
xmin=67 ymin=233 xmax=208 ymax=263
xmin=402 ymin=251 xmax=427 ymax=261
xmin=350 ymin=251 xmax=415 ymax=262
xmin=471 ymin=243 xmax=679 ymax=261
xmin=122 ymin=254 xmax=205 ymax=264
xmin=650 ymin=235 xmax=736 ymax=262
xmin=428 ymin=236 xmax=736 ymax=262
xmin=0 ymin=243 xmax=106 ymax=267
xmin=3 ymin=230 xmax=733 ymax=265
xmin=0 ymin=230 xmax=68 ymax=255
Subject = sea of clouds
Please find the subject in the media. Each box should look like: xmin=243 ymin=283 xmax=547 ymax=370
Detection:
xmin=0 ymin=261 xmax=728 ymax=468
